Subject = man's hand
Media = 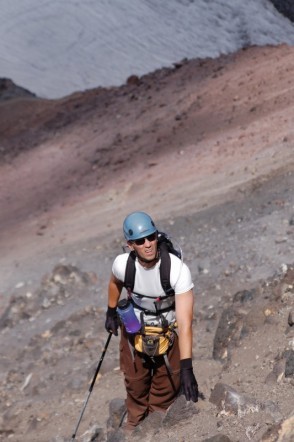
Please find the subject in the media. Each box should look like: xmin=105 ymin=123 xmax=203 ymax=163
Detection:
xmin=180 ymin=358 xmax=198 ymax=402
xmin=105 ymin=306 xmax=119 ymax=336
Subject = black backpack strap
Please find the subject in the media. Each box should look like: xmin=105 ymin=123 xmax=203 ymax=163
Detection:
xmin=124 ymin=251 xmax=136 ymax=294
xmin=159 ymin=241 xmax=175 ymax=296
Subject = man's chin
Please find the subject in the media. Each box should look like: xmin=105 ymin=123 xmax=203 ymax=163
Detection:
xmin=138 ymin=253 xmax=157 ymax=263
xmin=145 ymin=256 xmax=156 ymax=262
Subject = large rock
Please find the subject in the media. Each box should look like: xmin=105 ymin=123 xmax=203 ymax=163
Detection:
xmin=162 ymin=394 xmax=199 ymax=427
xmin=105 ymin=395 xmax=199 ymax=441
xmin=0 ymin=78 xmax=36 ymax=101
xmin=284 ymin=349 xmax=294 ymax=377
xmin=107 ymin=398 xmax=127 ymax=433
xmin=209 ymin=383 xmax=282 ymax=422
xmin=212 ymin=307 xmax=245 ymax=363
xmin=209 ymin=383 xmax=260 ymax=417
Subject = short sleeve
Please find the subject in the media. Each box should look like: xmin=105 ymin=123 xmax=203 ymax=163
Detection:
xmin=170 ymin=255 xmax=194 ymax=295
xmin=112 ymin=253 xmax=129 ymax=282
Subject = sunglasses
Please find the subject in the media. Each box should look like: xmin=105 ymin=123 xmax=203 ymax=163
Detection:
xmin=133 ymin=232 xmax=157 ymax=246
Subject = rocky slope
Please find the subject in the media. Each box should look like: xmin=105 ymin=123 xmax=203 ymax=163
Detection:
xmin=0 ymin=44 xmax=294 ymax=441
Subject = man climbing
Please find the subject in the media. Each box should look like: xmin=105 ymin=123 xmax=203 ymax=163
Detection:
xmin=105 ymin=211 xmax=198 ymax=430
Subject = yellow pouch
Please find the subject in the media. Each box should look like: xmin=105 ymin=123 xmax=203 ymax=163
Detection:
xmin=134 ymin=325 xmax=176 ymax=357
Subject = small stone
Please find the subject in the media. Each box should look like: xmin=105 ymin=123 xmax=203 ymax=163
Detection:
xmin=275 ymin=237 xmax=287 ymax=244
xmin=41 ymin=330 xmax=52 ymax=339
xmin=233 ymin=289 xmax=255 ymax=304
xmin=288 ymin=311 xmax=294 ymax=327
xmin=42 ymin=298 xmax=51 ymax=308
xmin=20 ymin=373 xmax=33 ymax=391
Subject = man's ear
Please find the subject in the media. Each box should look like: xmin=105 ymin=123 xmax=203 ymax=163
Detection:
xmin=127 ymin=241 xmax=134 ymax=251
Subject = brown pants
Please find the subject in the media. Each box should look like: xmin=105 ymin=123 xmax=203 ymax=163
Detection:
xmin=119 ymin=326 xmax=181 ymax=429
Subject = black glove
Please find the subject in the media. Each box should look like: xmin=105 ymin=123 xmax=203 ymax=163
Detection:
xmin=180 ymin=358 xmax=198 ymax=402
xmin=105 ymin=306 xmax=119 ymax=336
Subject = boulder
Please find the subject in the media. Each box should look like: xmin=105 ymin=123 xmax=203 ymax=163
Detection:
xmin=261 ymin=413 xmax=294 ymax=442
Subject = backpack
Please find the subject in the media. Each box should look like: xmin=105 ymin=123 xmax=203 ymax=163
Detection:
xmin=124 ymin=231 xmax=182 ymax=299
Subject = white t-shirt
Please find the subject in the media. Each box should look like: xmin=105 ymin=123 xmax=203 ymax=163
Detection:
xmin=112 ymin=253 xmax=194 ymax=326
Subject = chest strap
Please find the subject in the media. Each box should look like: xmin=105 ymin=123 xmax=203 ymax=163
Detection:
xmin=130 ymin=297 xmax=175 ymax=315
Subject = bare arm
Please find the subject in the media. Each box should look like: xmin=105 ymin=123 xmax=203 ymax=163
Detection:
xmin=108 ymin=273 xmax=124 ymax=307
xmin=175 ymin=289 xmax=194 ymax=360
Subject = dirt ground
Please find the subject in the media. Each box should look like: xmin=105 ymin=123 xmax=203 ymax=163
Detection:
xmin=0 ymin=44 xmax=294 ymax=441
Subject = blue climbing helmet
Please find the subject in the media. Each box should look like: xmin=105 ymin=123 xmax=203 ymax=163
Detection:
xmin=123 ymin=211 xmax=157 ymax=241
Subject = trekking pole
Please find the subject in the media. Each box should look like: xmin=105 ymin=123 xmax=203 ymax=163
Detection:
xmin=71 ymin=332 xmax=112 ymax=441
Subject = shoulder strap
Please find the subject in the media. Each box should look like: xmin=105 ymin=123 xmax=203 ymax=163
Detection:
xmin=158 ymin=241 xmax=175 ymax=296
xmin=124 ymin=251 xmax=136 ymax=293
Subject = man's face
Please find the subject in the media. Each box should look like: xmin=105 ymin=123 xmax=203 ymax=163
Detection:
xmin=128 ymin=232 xmax=158 ymax=262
